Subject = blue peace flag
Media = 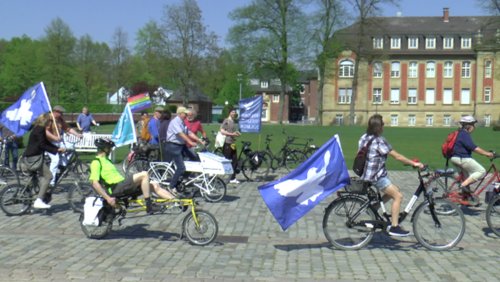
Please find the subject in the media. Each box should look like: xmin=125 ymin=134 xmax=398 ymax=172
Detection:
xmin=0 ymin=82 xmax=51 ymax=136
xmin=258 ymin=135 xmax=350 ymax=230
xmin=239 ymin=95 xmax=263 ymax=133
xmin=111 ymin=104 xmax=137 ymax=147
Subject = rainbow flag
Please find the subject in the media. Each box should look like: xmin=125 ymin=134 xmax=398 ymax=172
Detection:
xmin=127 ymin=93 xmax=152 ymax=113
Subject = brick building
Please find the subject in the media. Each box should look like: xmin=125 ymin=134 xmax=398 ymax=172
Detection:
xmin=322 ymin=8 xmax=499 ymax=127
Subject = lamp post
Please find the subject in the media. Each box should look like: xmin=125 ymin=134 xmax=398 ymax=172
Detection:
xmin=237 ymin=73 xmax=242 ymax=102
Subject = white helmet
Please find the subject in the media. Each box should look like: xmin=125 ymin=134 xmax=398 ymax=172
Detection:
xmin=459 ymin=115 xmax=477 ymax=124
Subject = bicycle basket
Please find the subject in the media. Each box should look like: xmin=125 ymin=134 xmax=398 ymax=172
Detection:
xmin=345 ymin=177 xmax=370 ymax=194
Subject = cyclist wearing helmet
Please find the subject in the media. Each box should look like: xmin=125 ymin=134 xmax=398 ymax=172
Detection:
xmin=90 ymin=138 xmax=176 ymax=214
xmin=451 ymin=115 xmax=494 ymax=194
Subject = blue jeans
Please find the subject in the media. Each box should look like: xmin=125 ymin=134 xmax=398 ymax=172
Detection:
xmin=164 ymin=142 xmax=185 ymax=189
xmin=4 ymin=140 xmax=18 ymax=170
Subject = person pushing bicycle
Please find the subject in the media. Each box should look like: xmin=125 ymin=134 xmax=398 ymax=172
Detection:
xmin=89 ymin=138 xmax=176 ymax=214
xmin=449 ymin=116 xmax=494 ymax=197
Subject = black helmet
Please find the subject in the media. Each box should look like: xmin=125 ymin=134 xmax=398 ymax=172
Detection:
xmin=94 ymin=138 xmax=115 ymax=150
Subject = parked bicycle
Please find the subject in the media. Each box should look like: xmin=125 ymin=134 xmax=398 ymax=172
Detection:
xmin=322 ymin=166 xmax=466 ymax=251
xmin=425 ymin=151 xmax=499 ymax=207
xmin=237 ymin=140 xmax=272 ymax=182
xmin=289 ymin=137 xmax=319 ymax=158
xmin=79 ymin=194 xmax=218 ymax=246
xmin=123 ymin=141 xmax=160 ymax=174
xmin=262 ymin=134 xmax=307 ymax=173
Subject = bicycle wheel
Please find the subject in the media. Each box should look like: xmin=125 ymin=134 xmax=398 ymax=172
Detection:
xmin=79 ymin=206 xmax=114 ymax=239
xmin=426 ymin=175 xmax=458 ymax=199
xmin=323 ymin=197 xmax=375 ymax=250
xmin=284 ymin=150 xmax=307 ymax=172
xmin=67 ymin=181 xmax=94 ymax=213
xmin=182 ymin=210 xmax=218 ymax=246
xmin=0 ymin=184 xmax=33 ymax=216
xmin=200 ymin=176 xmax=226 ymax=202
xmin=148 ymin=163 xmax=174 ymax=188
xmin=413 ymin=198 xmax=465 ymax=251
xmin=241 ymin=153 xmax=271 ymax=182
xmin=72 ymin=161 xmax=90 ymax=181
xmin=486 ymin=194 xmax=500 ymax=237
xmin=0 ymin=165 xmax=19 ymax=186
xmin=126 ymin=159 xmax=149 ymax=176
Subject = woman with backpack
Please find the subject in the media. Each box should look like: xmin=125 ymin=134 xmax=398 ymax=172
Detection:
xmin=450 ymin=116 xmax=494 ymax=193
xmin=358 ymin=114 xmax=424 ymax=237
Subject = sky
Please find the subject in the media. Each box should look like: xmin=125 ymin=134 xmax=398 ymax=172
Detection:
xmin=0 ymin=0 xmax=489 ymax=48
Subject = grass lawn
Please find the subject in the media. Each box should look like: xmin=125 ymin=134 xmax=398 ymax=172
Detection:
xmin=23 ymin=123 xmax=499 ymax=171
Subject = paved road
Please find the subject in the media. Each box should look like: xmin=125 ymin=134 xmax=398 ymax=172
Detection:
xmin=0 ymin=171 xmax=498 ymax=282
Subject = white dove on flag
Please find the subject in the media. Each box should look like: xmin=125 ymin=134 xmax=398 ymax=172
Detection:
xmin=5 ymin=89 xmax=38 ymax=126
xmin=273 ymin=150 xmax=331 ymax=205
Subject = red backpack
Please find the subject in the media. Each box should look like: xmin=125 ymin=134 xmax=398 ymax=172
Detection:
xmin=441 ymin=130 xmax=459 ymax=159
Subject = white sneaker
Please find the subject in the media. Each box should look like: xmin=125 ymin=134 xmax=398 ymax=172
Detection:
xmin=33 ymin=198 xmax=51 ymax=209
xmin=229 ymin=179 xmax=240 ymax=184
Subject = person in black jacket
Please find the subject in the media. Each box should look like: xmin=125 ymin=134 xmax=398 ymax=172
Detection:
xmin=25 ymin=113 xmax=66 ymax=209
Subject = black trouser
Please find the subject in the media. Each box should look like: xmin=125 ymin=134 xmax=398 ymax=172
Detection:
xmin=223 ymin=143 xmax=238 ymax=180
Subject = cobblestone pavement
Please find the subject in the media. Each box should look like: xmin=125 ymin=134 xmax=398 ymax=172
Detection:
xmin=0 ymin=171 xmax=498 ymax=282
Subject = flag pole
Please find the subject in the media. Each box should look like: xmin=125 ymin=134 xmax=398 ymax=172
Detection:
xmin=40 ymin=82 xmax=60 ymax=138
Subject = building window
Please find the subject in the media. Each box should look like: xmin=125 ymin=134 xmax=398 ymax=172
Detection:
xmin=335 ymin=114 xmax=343 ymax=125
xmin=484 ymin=114 xmax=491 ymax=127
xmin=390 ymin=36 xmax=401 ymax=49
xmin=426 ymin=114 xmax=434 ymax=126
xmin=373 ymin=88 xmax=382 ymax=104
xmin=426 ymin=37 xmax=436 ymax=49
xmin=390 ymin=114 xmax=398 ymax=126
xmin=391 ymin=61 xmax=400 ymax=78
xmin=485 ymin=60 xmax=492 ymax=78
xmin=408 ymin=114 xmax=416 ymax=126
xmin=460 ymin=88 xmax=470 ymax=104
xmin=484 ymin=87 xmax=491 ymax=103
xmin=390 ymin=88 xmax=400 ymax=104
xmin=443 ymin=88 xmax=453 ymax=105
xmin=462 ymin=61 xmax=471 ymax=78
xmin=426 ymin=61 xmax=436 ymax=78
xmin=408 ymin=61 xmax=418 ymax=78
xmin=443 ymin=37 xmax=454 ymax=49
xmin=408 ymin=88 xmax=417 ymax=104
xmin=373 ymin=61 xmax=383 ymax=78
xmin=338 ymin=88 xmax=352 ymax=104
xmin=425 ymin=88 xmax=435 ymax=104
xmin=444 ymin=61 xmax=453 ymax=78
xmin=339 ymin=60 xmax=354 ymax=77
xmin=272 ymin=95 xmax=280 ymax=103
xmin=261 ymin=81 xmax=269 ymax=88
xmin=461 ymin=37 xmax=472 ymax=49
xmin=373 ymin=37 xmax=383 ymax=49
xmin=408 ymin=36 xmax=419 ymax=49
xmin=443 ymin=114 xmax=452 ymax=126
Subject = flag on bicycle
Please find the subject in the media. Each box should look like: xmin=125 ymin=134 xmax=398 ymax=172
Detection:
xmin=239 ymin=95 xmax=263 ymax=133
xmin=0 ymin=82 xmax=51 ymax=137
xmin=127 ymin=93 xmax=152 ymax=113
xmin=111 ymin=104 xmax=137 ymax=147
xmin=258 ymin=135 xmax=350 ymax=230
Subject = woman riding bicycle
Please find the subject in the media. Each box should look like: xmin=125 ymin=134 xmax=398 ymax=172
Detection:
xmin=90 ymin=138 xmax=176 ymax=214
xmin=359 ymin=114 xmax=424 ymax=237
xmin=450 ymin=116 xmax=494 ymax=195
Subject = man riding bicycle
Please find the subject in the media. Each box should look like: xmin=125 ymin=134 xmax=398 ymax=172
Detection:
xmin=90 ymin=138 xmax=176 ymax=214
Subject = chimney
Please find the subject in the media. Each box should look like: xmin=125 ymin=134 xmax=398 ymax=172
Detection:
xmin=443 ymin=7 xmax=449 ymax=23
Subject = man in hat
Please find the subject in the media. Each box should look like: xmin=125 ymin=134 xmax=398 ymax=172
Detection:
xmin=147 ymin=106 xmax=164 ymax=145
xmin=164 ymin=106 xmax=205 ymax=195
xmin=45 ymin=105 xmax=83 ymax=187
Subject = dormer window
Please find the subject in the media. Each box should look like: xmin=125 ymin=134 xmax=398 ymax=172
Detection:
xmin=373 ymin=37 xmax=383 ymax=49
xmin=426 ymin=37 xmax=436 ymax=49
xmin=390 ymin=36 xmax=401 ymax=49
xmin=408 ymin=36 xmax=419 ymax=49
xmin=260 ymin=81 xmax=269 ymax=88
xmin=461 ymin=37 xmax=472 ymax=49
xmin=443 ymin=37 xmax=454 ymax=49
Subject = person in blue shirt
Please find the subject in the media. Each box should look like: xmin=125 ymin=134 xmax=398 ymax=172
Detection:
xmin=147 ymin=107 xmax=163 ymax=145
xmin=76 ymin=106 xmax=98 ymax=133
xmin=450 ymin=115 xmax=494 ymax=193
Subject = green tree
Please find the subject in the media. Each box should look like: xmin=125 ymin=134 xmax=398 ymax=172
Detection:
xmin=41 ymin=17 xmax=77 ymax=104
xmin=110 ymin=27 xmax=132 ymax=96
xmin=228 ymin=0 xmax=307 ymax=124
xmin=161 ymin=0 xmax=220 ymax=106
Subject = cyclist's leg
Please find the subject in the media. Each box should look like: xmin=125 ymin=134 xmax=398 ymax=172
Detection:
xmin=374 ymin=177 xmax=407 ymax=235
xmin=47 ymin=151 xmax=59 ymax=186
xmin=450 ymin=157 xmax=486 ymax=187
